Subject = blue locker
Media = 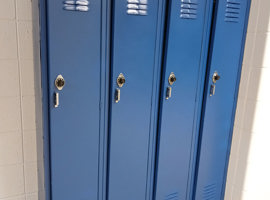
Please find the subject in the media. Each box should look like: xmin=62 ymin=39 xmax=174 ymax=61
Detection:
xmin=194 ymin=0 xmax=251 ymax=199
xmin=107 ymin=0 xmax=165 ymax=199
xmin=154 ymin=0 xmax=213 ymax=199
xmin=46 ymin=0 xmax=108 ymax=199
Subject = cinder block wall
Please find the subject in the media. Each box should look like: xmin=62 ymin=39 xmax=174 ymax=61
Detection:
xmin=225 ymin=0 xmax=270 ymax=199
xmin=0 ymin=0 xmax=269 ymax=200
xmin=0 ymin=0 xmax=44 ymax=199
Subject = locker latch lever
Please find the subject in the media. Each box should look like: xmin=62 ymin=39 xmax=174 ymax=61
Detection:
xmin=115 ymin=73 xmax=126 ymax=103
xmin=166 ymin=87 xmax=172 ymax=100
xmin=210 ymin=72 xmax=221 ymax=96
xmin=115 ymin=88 xmax=120 ymax=103
xmin=54 ymin=92 xmax=60 ymax=108
xmin=54 ymin=75 xmax=65 ymax=107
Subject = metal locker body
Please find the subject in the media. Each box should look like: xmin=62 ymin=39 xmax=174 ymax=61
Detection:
xmin=107 ymin=0 xmax=165 ymax=199
xmin=194 ymin=0 xmax=251 ymax=199
xmin=46 ymin=0 xmax=107 ymax=199
xmin=154 ymin=0 xmax=213 ymax=199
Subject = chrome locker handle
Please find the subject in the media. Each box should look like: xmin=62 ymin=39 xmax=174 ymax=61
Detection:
xmin=115 ymin=73 xmax=126 ymax=103
xmin=54 ymin=75 xmax=65 ymax=108
xmin=115 ymin=88 xmax=120 ymax=103
xmin=54 ymin=92 xmax=59 ymax=108
xmin=166 ymin=72 xmax=176 ymax=100
xmin=166 ymin=87 xmax=172 ymax=100
xmin=210 ymin=71 xmax=221 ymax=96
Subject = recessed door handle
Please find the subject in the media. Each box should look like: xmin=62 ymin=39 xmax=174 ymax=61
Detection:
xmin=54 ymin=92 xmax=59 ymax=108
xmin=166 ymin=72 xmax=176 ymax=100
xmin=210 ymin=71 xmax=221 ymax=96
xmin=54 ymin=75 xmax=65 ymax=108
xmin=115 ymin=88 xmax=120 ymax=103
xmin=166 ymin=86 xmax=172 ymax=100
xmin=115 ymin=73 xmax=126 ymax=103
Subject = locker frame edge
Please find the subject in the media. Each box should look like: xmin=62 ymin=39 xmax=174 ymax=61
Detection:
xmin=38 ymin=0 xmax=111 ymax=200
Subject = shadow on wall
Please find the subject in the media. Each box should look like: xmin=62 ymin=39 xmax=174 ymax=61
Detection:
xmin=30 ymin=0 xmax=46 ymax=199
xmin=226 ymin=0 xmax=270 ymax=199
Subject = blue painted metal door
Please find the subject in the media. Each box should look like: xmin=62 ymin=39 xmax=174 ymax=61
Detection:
xmin=107 ymin=0 xmax=165 ymax=199
xmin=154 ymin=0 xmax=213 ymax=199
xmin=194 ymin=0 xmax=251 ymax=199
xmin=47 ymin=0 xmax=106 ymax=199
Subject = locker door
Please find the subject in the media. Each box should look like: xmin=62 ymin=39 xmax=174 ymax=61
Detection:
xmin=154 ymin=0 xmax=213 ymax=199
xmin=47 ymin=0 xmax=107 ymax=199
xmin=194 ymin=0 xmax=251 ymax=199
xmin=107 ymin=0 xmax=165 ymax=199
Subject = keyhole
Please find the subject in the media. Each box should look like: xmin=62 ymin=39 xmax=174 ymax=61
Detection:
xmin=214 ymin=74 xmax=220 ymax=81
xmin=118 ymin=77 xmax=125 ymax=85
xmin=170 ymin=76 xmax=176 ymax=83
xmin=56 ymin=78 xmax=65 ymax=87
xmin=212 ymin=72 xmax=221 ymax=84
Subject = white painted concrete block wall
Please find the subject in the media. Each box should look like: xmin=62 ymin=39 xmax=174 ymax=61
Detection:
xmin=225 ymin=0 xmax=270 ymax=199
xmin=0 ymin=0 xmax=44 ymax=200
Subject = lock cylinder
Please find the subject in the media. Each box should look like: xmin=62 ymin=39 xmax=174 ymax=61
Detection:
xmin=212 ymin=72 xmax=221 ymax=84
xmin=168 ymin=72 xmax=176 ymax=85
xmin=55 ymin=75 xmax=65 ymax=90
xmin=117 ymin=73 xmax=126 ymax=88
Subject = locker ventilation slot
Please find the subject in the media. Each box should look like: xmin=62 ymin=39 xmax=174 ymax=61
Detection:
xmin=180 ymin=0 xmax=198 ymax=20
xmin=63 ymin=0 xmax=89 ymax=12
xmin=164 ymin=192 xmax=180 ymax=200
xmin=203 ymin=183 xmax=216 ymax=200
xmin=225 ymin=0 xmax=241 ymax=23
xmin=126 ymin=0 xmax=148 ymax=16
